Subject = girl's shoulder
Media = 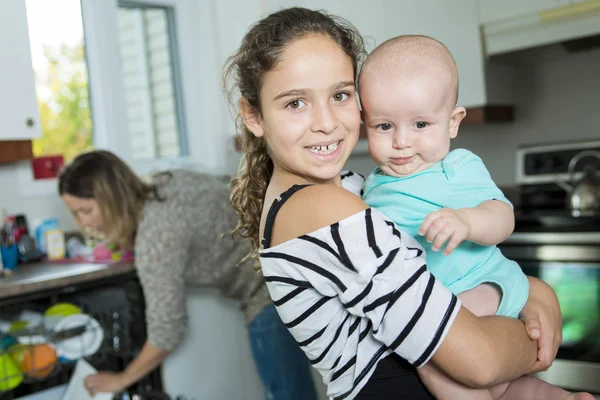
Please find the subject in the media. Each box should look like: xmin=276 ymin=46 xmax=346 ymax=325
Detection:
xmin=266 ymin=184 xmax=368 ymax=248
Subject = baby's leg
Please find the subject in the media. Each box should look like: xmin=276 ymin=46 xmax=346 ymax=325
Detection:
xmin=495 ymin=376 xmax=594 ymax=400
xmin=417 ymin=284 xmax=501 ymax=399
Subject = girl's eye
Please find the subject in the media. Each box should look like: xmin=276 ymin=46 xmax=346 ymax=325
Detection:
xmin=332 ymin=92 xmax=349 ymax=102
xmin=415 ymin=121 xmax=429 ymax=129
xmin=377 ymin=123 xmax=393 ymax=131
xmin=286 ymin=99 xmax=305 ymax=110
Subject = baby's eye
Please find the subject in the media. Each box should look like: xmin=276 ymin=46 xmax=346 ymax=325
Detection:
xmin=332 ymin=92 xmax=349 ymax=102
xmin=377 ymin=123 xmax=393 ymax=131
xmin=415 ymin=121 xmax=429 ymax=129
xmin=286 ymin=99 xmax=306 ymax=110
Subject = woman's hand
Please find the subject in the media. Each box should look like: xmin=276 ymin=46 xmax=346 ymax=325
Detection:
xmin=519 ymin=276 xmax=562 ymax=373
xmin=84 ymin=371 xmax=127 ymax=396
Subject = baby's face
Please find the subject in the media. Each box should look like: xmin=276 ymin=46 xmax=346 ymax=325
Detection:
xmin=360 ymin=70 xmax=460 ymax=178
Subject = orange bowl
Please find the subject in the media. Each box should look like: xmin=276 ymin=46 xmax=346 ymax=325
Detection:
xmin=20 ymin=344 xmax=56 ymax=378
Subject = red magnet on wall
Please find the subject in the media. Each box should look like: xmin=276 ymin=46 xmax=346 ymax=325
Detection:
xmin=31 ymin=155 xmax=65 ymax=180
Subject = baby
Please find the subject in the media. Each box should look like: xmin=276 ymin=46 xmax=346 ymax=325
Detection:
xmin=359 ymin=35 xmax=591 ymax=400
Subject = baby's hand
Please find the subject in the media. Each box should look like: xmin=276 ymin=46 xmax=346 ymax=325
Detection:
xmin=419 ymin=208 xmax=471 ymax=255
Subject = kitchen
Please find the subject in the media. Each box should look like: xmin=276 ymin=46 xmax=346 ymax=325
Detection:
xmin=1 ymin=0 xmax=600 ymax=399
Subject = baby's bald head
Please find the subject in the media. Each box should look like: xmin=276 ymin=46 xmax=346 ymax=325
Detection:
xmin=360 ymin=35 xmax=459 ymax=108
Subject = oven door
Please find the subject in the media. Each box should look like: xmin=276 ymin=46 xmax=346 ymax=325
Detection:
xmin=500 ymin=232 xmax=600 ymax=393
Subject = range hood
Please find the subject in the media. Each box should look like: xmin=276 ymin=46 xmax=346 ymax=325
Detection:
xmin=482 ymin=0 xmax=600 ymax=56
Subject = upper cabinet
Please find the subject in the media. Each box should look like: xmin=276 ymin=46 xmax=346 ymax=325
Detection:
xmin=0 ymin=1 xmax=42 ymax=141
xmin=480 ymin=0 xmax=600 ymax=56
xmin=478 ymin=0 xmax=569 ymax=24
xmin=382 ymin=0 xmax=492 ymax=109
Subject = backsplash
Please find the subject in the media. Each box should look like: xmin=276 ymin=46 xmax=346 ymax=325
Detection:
xmin=0 ymin=161 xmax=75 ymax=232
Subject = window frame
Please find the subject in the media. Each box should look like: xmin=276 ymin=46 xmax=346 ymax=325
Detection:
xmin=20 ymin=0 xmax=232 ymax=197
xmin=117 ymin=0 xmax=190 ymax=159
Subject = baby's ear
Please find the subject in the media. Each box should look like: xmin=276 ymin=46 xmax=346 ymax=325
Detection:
xmin=239 ymin=98 xmax=264 ymax=138
xmin=449 ymin=106 xmax=466 ymax=139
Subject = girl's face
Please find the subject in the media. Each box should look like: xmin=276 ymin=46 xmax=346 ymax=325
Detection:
xmin=244 ymin=35 xmax=361 ymax=184
xmin=62 ymin=194 xmax=104 ymax=233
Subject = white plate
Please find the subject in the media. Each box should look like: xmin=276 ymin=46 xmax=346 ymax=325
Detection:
xmin=53 ymin=314 xmax=103 ymax=360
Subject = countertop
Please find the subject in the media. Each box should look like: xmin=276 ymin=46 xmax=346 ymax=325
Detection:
xmin=0 ymin=260 xmax=136 ymax=300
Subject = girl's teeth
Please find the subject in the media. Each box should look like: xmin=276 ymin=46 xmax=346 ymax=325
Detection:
xmin=309 ymin=141 xmax=339 ymax=155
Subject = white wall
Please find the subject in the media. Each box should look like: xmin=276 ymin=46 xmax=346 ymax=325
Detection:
xmin=0 ymin=162 xmax=76 ymax=232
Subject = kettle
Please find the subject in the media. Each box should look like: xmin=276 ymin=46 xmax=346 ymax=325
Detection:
xmin=556 ymin=150 xmax=600 ymax=217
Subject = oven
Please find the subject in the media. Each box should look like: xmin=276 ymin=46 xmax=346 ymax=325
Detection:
xmin=500 ymin=231 xmax=600 ymax=393
xmin=498 ymin=140 xmax=600 ymax=393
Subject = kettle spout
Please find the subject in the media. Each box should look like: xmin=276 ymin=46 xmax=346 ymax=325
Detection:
xmin=555 ymin=179 xmax=572 ymax=192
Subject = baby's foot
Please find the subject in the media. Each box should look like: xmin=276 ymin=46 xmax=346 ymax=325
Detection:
xmin=563 ymin=393 xmax=595 ymax=400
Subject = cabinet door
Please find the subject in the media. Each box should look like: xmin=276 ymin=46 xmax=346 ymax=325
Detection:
xmin=0 ymin=1 xmax=41 ymax=140
xmin=383 ymin=0 xmax=487 ymax=108
xmin=478 ymin=0 xmax=570 ymax=24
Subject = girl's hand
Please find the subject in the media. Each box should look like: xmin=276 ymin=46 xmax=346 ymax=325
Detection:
xmin=519 ymin=276 xmax=562 ymax=373
xmin=419 ymin=208 xmax=471 ymax=255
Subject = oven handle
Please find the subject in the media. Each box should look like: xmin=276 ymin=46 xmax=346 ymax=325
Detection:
xmin=500 ymin=244 xmax=600 ymax=263
xmin=502 ymin=232 xmax=600 ymax=245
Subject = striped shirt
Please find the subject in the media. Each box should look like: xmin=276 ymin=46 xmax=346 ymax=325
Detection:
xmin=259 ymin=173 xmax=461 ymax=400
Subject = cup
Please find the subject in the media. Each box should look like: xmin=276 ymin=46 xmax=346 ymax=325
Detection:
xmin=1 ymin=244 xmax=18 ymax=270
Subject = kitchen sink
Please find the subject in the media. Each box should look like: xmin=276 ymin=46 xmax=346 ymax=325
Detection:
xmin=0 ymin=262 xmax=110 ymax=286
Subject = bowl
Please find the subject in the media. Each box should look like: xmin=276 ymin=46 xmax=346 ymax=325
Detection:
xmin=44 ymin=303 xmax=81 ymax=318
xmin=19 ymin=344 xmax=57 ymax=379
xmin=0 ymin=352 xmax=23 ymax=390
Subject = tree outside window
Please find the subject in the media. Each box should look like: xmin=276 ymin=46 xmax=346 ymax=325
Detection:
xmin=26 ymin=0 xmax=93 ymax=162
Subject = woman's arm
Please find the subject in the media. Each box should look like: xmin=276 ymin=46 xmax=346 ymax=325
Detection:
xmin=121 ymin=341 xmax=170 ymax=386
xmin=84 ymin=341 xmax=170 ymax=395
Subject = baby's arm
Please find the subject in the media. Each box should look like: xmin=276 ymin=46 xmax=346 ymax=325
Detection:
xmin=419 ymin=200 xmax=513 ymax=255
xmin=460 ymin=199 xmax=514 ymax=245
xmin=419 ymin=150 xmax=515 ymax=255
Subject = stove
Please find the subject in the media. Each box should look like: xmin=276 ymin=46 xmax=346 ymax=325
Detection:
xmin=498 ymin=140 xmax=600 ymax=393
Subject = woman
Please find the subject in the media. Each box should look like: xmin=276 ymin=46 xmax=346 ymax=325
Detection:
xmin=58 ymin=150 xmax=318 ymax=399
xmin=225 ymin=7 xmax=562 ymax=399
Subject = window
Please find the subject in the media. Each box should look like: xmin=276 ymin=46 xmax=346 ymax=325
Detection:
xmin=117 ymin=2 xmax=188 ymax=160
xmin=25 ymin=0 xmax=93 ymax=162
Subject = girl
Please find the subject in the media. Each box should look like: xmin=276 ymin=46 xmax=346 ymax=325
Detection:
xmin=58 ymin=150 xmax=318 ymax=399
xmin=225 ymin=7 xmax=562 ymax=400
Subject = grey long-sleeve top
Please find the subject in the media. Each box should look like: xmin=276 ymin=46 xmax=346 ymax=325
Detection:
xmin=134 ymin=169 xmax=270 ymax=351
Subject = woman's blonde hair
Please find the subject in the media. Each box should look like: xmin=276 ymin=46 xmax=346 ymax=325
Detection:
xmin=58 ymin=150 xmax=166 ymax=249
xmin=223 ymin=7 xmax=365 ymax=256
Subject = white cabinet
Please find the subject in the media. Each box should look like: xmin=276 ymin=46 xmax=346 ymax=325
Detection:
xmin=0 ymin=1 xmax=41 ymax=141
xmin=382 ymin=0 xmax=493 ymax=108
xmin=480 ymin=0 xmax=600 ymax=56
xmin=478 ymin=0 xmax=570 ymax=24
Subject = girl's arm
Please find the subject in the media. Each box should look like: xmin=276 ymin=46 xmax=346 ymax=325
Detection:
xmin=434 ymin=275 xmax=561 ymax=387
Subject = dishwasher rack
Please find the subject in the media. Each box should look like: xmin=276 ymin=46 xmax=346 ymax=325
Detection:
xmin=0 ymin=275 xmax=164 ymax=399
